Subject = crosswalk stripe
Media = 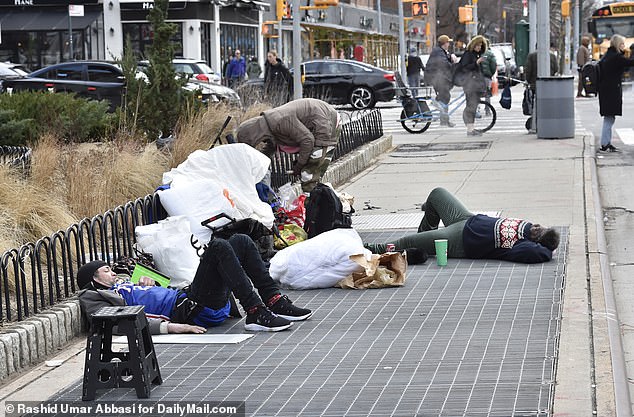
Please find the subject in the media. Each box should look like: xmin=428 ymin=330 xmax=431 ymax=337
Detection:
xmin=615 ymin=128 xmax=634 ymax=145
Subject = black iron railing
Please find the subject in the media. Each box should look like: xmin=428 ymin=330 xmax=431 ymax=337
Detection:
xmin=0 ymin=146 xmax=31 ymax=171
xmin=0 ymin=109 xmax=383 ymax=324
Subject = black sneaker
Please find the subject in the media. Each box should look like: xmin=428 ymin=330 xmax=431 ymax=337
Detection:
xmin=600 ymin=144 xmax=619 ymax=152
xmin=244 ymin=305 xmax=292 ymax=332
xmin=269 ymin=295 xmax=312 ymax=321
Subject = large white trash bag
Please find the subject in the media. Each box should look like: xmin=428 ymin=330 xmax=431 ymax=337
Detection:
xmin=269 ymin=228 xmax=370 ymax=290
xmin=135 ymin=216 xmax=200 ymax=289
xmin=158 ymin=179 xmax=240 ymax=243
xmin=161 ymin=144 xmax=275 ymax=228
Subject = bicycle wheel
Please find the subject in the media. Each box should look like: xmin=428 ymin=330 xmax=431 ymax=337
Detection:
xmin=400 ymin=110 xmax=432 ymax=134
xmin=473 ymin=101 xmax=496 ymax=132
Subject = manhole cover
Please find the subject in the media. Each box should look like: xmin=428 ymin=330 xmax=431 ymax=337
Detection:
xmin=394 ymin=141 xmax=491 ymax=153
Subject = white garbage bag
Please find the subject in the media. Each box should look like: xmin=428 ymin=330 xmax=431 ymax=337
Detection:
xmin=269 ymin=228 xmax=370 ymax=290
xmin=161 ymin=144 xmax=275 ymax=228
xmin=135 ymin=216 xmax=200 ymax=289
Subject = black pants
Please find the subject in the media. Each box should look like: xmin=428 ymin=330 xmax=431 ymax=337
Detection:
xmin=187 ymin=234 xmax=280 ymax=311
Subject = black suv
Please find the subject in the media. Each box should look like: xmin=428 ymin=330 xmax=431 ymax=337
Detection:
xmin=2 ymin=61 xmax=125 ymax=111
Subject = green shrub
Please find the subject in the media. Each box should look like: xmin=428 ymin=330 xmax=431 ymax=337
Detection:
xmin=0 ymin=91 xmax=115 ymax=145
xmin=0 ymin=109 xmax=34 ymax=146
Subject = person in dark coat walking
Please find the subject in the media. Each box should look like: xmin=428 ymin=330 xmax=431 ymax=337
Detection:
xmin=424 ymin=35 xmax=455 ymax=126
xmin=456 ymin=35 xmax=487 ymax=136
xmin=264 ymin=50 xmax=292 ymax=106
xmin=598 ymin=34 xmax=634 ymax=152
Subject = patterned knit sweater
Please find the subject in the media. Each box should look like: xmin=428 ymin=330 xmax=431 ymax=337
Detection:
xmin=462 ymin=214 xmax=552 ymax=263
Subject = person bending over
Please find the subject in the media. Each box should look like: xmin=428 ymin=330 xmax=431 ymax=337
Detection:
xmin=365 ymin=187 xmax=560 ymax=264
xmin=77 ymin=234 xmax=312 ymax=334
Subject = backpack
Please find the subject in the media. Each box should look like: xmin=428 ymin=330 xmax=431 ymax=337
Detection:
xmin=303 ymin=183 xmax=354 ymax=239
xmin=581 ymin=61 xmax=601 ymax=94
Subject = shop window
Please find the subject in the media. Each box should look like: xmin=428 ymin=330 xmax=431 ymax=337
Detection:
xmin=123 ymin=23 xmax=183 ymax=59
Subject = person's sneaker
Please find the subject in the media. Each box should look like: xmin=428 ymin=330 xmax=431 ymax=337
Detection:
xmin=268 ymin=295 xmax=312 ymax=321
xmin=244 ymin=305 xmax=292 ymax=332
xmin=440 ymin=121 xmax=456 ymax=127
xmin=601 ymin=144 xmax=619 ymax=152
xmin=467 ymin=129 xmax=483 ymax=136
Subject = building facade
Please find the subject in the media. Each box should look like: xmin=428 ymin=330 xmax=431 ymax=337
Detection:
xmin=0 ymin=0 xmax=436 ymax=75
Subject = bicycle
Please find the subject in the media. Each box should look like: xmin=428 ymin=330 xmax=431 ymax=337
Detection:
xmin=395 ymin=73 xmax=497 ymax=134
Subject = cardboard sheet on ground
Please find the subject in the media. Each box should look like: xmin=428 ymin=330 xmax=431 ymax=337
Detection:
xmin=336 ymin=251 xmax=407 ymax=289
xmin=114 ymin=334 xmax=253 ymax=344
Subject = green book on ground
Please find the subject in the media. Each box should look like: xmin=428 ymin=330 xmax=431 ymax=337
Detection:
xmin=130 ymin=263 xmax=171 ymax=288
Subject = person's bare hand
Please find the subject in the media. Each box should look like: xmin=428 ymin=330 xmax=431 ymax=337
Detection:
xmin=167 ymin=323 xmax=207 ymax=334
xmin=137 ymin=275 xmax=156 ymax=286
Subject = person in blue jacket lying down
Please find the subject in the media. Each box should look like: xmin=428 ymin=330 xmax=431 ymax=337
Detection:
xmin=365 ymin=187 xmax=560 ymax=264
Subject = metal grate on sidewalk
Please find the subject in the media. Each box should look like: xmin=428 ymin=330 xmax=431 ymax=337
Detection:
xmin=47 ymin=224 xmax=566 ymax=417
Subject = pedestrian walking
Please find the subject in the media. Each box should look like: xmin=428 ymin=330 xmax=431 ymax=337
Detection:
xmin=598 ymin=34 xmax=634 ymax=152
xmin=364 ymin=187 xmax=560 ymax=264
xmin=225 ymin=49 xmax=246 ymax=88
xmin=247 ymin=56 xmax=262 ymax=79
xmin=77 ymin=234 xmax=313 ymax=334
xmin=577 ymin=36 xmax=592 ymax=97
xmin=480 ymin=39 xmax=497 ymax=115
xmin=263 ymin=50 xmax=292 ymax=106
xmin=455 ymin=35 xmax=488 ymax=136
xmin=406 ymin=46 xmax=425 ymax=97
xmin=424 ymin=35 xmax=455 ymax=127
xmin=236 ymin=98 xmax=340 ymax=193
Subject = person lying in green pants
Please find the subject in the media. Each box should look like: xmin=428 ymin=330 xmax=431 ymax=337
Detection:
xmin=365 ymin=187 xmax=560 ymax=264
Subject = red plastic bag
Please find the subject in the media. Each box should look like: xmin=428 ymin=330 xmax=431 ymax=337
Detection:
xmin=274 ymin=195 xmax=306 ymax=227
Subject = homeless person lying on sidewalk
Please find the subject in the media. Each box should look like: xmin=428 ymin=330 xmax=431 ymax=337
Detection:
xmin=365 ymin=187 xmax=560 ymax=264
xmin=77 ymin=234 xmax=312 ymax=334
xmin=236 ymin=98 xmax=340 ymax=193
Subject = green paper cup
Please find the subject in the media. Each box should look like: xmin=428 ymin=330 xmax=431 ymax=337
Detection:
xmin=434 ymin=239 xmax=448 ymax=266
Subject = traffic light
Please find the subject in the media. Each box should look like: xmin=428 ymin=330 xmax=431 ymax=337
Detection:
xmin=411 ymin=1 xmax=428 ymax=17
xmin=561 ymin=0 xmax=570 ymax=17
xmin=314 ymin=0 xmax=339 ymax=7
xmin=276 ymin=0 xmax=289 ymax=20
xmin=262 ymin=21 xmax=278 ymax=37
xmin=458 ymin=6 xmax=473 ymax=23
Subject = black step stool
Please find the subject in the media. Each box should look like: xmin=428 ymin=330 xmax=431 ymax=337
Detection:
xmin=82 ymin=305 xmax=162 ymax=401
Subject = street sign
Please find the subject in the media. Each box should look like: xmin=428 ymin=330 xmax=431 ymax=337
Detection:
xmin=69 ymin=5 xmax=85 ymax=16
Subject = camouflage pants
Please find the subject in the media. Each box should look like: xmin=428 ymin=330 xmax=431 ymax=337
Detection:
xmin=299 ymin=145 xmax=337 ymax=193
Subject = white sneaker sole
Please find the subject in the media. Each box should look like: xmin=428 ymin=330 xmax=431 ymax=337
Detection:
xmin=277 ymin=311 xmax=313 ymax=321
xmin=244 ymin=322 xmax=293 ymax=332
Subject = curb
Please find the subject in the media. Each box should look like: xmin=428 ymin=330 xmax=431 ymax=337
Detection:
xmin=0 ymin=134 xmax=393 ymax=384
xmin=0 ymin=301 xmax=82 ymax=381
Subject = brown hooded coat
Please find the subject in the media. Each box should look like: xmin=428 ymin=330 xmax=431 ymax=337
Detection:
xmin=236 ymin=98 xmax=339 ymax=168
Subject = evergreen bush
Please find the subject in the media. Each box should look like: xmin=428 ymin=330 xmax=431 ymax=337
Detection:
xmin=0 ymin=92 xmax=114 ymax=145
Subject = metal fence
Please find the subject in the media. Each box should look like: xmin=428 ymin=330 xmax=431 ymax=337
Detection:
xmin=0 ymin=146 xmax=31 ymax=171
xmin=0 ymin=109 xmax=383 ymax=324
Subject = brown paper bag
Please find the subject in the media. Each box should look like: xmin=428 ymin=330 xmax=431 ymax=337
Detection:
xmin=336 ymin=252 xmax=407 ymax=289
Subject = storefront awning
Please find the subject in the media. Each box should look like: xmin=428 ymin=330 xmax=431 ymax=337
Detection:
xmin=299 ymin=22 xmax=394 ymax=38
xmin=0 ymin=10 xmax=101 ymax=31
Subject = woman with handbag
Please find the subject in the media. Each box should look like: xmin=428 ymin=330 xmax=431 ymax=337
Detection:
xmin=456 ymin=35 xmax=488 ymax=136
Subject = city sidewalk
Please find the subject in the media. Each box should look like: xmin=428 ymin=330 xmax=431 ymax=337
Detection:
xmin=0 ymin=105 xmax=617 ymax=416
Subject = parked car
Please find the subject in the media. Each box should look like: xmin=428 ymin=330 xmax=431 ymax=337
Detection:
xmin=237 ymin=59 xmax=395 ymax=109
xmin=3 ymin=61 xmax=230 ymax=111
xmin=302 ymin=59 xmax=395 ymax=109
xmin=137 ymin=61 xmax=239 ymax=106
xmin=140 ymin=58 xmax=221 ymax=85
xmin=490 ymin=43 xmax=519 ymax=86
xmin=0 ymin=62 xmax=29 ymax=92
xmin=2 ymin=61 xmax=127 ymax=110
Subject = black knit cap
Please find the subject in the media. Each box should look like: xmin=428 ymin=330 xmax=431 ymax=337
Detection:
xmin=76 ymin=260 xmax=108 ymax=290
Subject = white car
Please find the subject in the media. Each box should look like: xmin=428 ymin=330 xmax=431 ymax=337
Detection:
xmin=172 ymin=58 xmax=221 ymax=85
